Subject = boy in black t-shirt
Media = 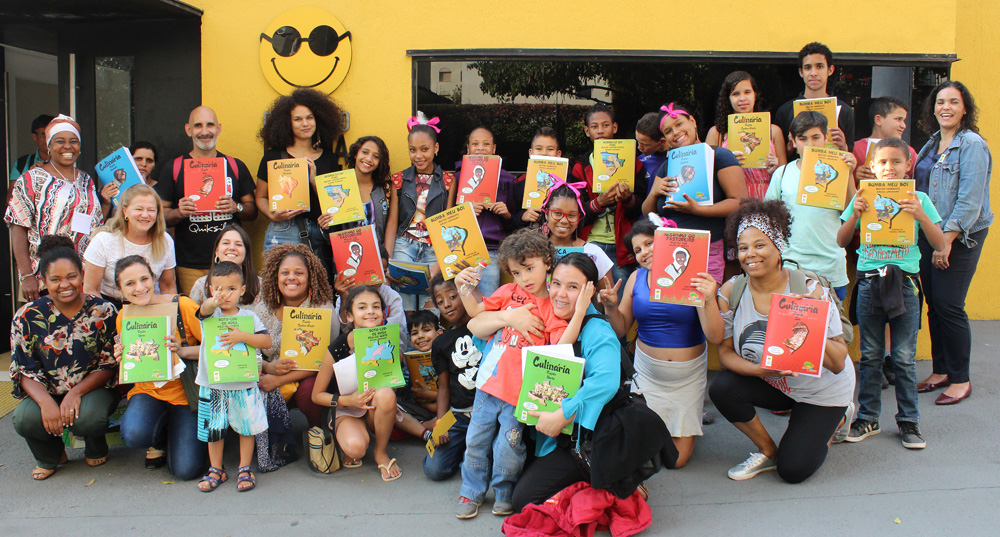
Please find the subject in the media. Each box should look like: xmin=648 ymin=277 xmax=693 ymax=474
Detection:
xmin=423 ymin=274 xmax=482 ymax=481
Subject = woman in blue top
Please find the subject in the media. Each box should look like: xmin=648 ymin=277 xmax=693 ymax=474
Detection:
xmin=599 ymin=217 xmax=723 ymax=468
xmin=913 ymin=81 xmax=993 ymax=405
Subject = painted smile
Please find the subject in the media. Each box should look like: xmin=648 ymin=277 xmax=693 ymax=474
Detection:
xmin=271 ymin=56 xmax=339 ymax=88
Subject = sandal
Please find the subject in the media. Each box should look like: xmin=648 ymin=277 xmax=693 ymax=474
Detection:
xmin=32 ymin=467 xmax=56 ymax=481
xmin=236 ymin=465 xmax=256 ymax=492
xmin=377 ymin=458 xmax=402 ymax=482
xmin=145 ymin=448 xmax=167 ymax=470
xmin=86 ymin=456 xmax=108 ymax=467
xmin=198 ymin=466 xmax=228 ymax=493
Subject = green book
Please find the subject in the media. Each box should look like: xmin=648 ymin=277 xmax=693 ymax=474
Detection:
xmin=202 ymin=315 xmax=259 ymax=384
xmin=120 ymin=315 xmax=173 ymax=384
xmin=515 ymin=345 xmax=585 ymax=435
xmin=355 ymin=323 xmax=405 ymax=391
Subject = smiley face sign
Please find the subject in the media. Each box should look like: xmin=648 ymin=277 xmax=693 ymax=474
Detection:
xmin=259 ymin=7 xmax=353 ymax=95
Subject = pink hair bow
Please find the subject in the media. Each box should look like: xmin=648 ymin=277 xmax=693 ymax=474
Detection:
xmin=542 ymin=176 xmax=587 ymax=215
xmin=406 ymin=115 xmax=441 ymax=133
xmin=660 ymin=103 xmax=686 ymax=119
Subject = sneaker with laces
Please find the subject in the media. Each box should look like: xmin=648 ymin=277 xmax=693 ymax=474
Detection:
xmin=845 ymin=419 xmax=880 ymax=443
xmin=456 ymin=496 xmax=480 ymax=519
xmin=899 ymin=422 xmax=926 ymax=449
xmin=492 ymin=500 xmax=514 ymax=516
xmin=727 ymin=452 xmax=777 ymax=481
xmin=832 ymin=402 xmax=856 ymax=444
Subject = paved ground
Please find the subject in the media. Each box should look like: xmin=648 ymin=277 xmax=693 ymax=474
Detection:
xmin=2 ymin=321 xmax=999 ymax=536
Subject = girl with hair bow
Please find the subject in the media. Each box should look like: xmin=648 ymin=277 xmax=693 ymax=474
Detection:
xmin=541 ymin=179 xmax=614 ymax=286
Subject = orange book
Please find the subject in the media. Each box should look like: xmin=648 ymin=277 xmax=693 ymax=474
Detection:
xmin=797 ymin=146 xmax=850 ymax=210
xmin=761 ymin=294 xmax=831 ymax=378
xmin=184 ymin=158 xmax=229 ymax=212
xmin=426 ymin=202 xmax=490 ymax=280
xmin=522 ymin=156 xmax=569 ymax=209
xmin=329 ymin=225 xmax=385 ymax=285
xmin=456 ymin=155 xmax=501 ymax=206
xmin=267 ymin=158 xmax=310 ymax=211
xmin=649 ymin=228 xmax=711 ymax=306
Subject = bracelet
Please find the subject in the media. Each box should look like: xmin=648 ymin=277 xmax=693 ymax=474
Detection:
xmin=17 ymin=271 xmax=31 ymax=283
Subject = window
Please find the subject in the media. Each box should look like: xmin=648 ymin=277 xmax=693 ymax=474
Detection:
xmin=94 ymin=56 xmax=135 ymax=159
xmin=439 ymin=68 xmax=452 ymax=82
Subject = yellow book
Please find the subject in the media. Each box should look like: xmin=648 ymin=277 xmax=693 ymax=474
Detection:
xmin=316 ymin=169 xmax=366 ymax=226
xmin=522 ymin=156 xmax=569 ymax=209
xmin=279 ymin=306 xmax=333 ymax=370
xmin=267 ymin=158 xmax=310 ymax=211
xmin=859 ymin=180 xmax=916 ymax=246
xmin=592 ymin=139 xmax=635 ymax=194
xmin=426 ymin=202 xmax=490 ymax=280
xmin=793 ymin=97 xmax=838 ymax=130
xmin=426 ymin=410 xmax=457 ymax=457
xmin=862 ymin=138 xmax=881 ymax=168
xmin=727 ymin=112 xmax=771 ymax=168
xmin=797 ymin=146 xmax=850 ymax=210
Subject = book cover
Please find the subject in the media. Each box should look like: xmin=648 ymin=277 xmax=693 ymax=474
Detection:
xmin=329 ymin=224 xmax=385 ymax=285
xmin=203 ymin=315 xmax=259 ymax=384
xmin=665 ymin=143 xmax=715 ymax=206
xmin=184 ymin=158 xmax=230 ymax=212
xmin=425 ymin=410 xmax=457 ymax=457
xmin=592 ymin=139 xmax=636 ymax=194
xmin=761 ymin=294 xmax=831 ymax=378
xmin=355 ymin=324 xmax=405 ymax=391
xmin=267 ymin=158 xmax=310 ymax=211
xmin=316 ymin=169 xmax=366 ymax=226
xmin=727 ymin=113 xmax=771 ymax=168
xmin=280 ymin=307 xmax=333 ymax=371
xmin=522 ymin=156 xmax=569 ymax=209
xmin=95 ymin=147 xmax=146 ymax=208
xmin=426 ymin=203 xmax=491 ymax=280
xmin=387 ymin=260 xmax=432 ymax=296
xmin=862 ymin=138 xmax=881 ymax=168
xmin=649 ymin=228 xmax=711 ymax=306
xmin=120 ymin=315 xmax=173 ymax=383
xmin=456 ymin=155 xmax=502 ymax=206
xmin=405 ymin=350 xmax=438 ymax=391
xmin=515 ymin=344 xmax=585 ymax=435
xmin=554 ymin=246 xmax=584 ymax=262
xmin=793 ymin=97 xmax=839 ymax=131
xmin=859 ymin=180 xmax=916 ymax=246
xmin=797 ymin=146 xmax=850 ymax=210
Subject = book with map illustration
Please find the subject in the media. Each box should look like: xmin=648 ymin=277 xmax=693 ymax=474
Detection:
xmin=267 ymin=158 xmax=310 ymax=211
xmin=592 ymin=139 xmax=635 ymax=194
xmin=280 ymin=307 xmax=333 ymax=370
xmin=202 ymin=315 xmax=258 ymax=384
xmin=515 ymin=344 xmax=585 ymax=435
xmin=858 ymin=180 xmax=916 ymax=246
xmin=522 ymin=156 xmax=569 ymax=209
xmin=426 ymin=203 xmax=490 ymax=280
xmin=797 ymin=146 xmax=850 ymax=210
xmin=355 ymin=324 xmax=405 ymax=391
xmin=316 ymin=169 xmax=366 ymax=226
xmin=727 ymin=113 xmax=771 ymax=168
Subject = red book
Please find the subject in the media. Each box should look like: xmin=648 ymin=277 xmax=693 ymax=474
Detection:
xmin=761 ymin=294 xmax=832 ymax=377
xmin=648 ymin=228 xmax=710 ymax=306
xmin=329 ymin=225 xmax=385 ymax=285
xmin=456 ymin=155 xmax=501 ymax=206
xmin=183 ymin=158 xmax=230 ymax=212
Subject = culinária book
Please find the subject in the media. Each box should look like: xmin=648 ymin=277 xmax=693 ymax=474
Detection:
xmin=316 ymin=169 xmax=366 ymax=226
xmin=859 ymin=180 xmax=916 ymax=246
xmin=522 ymin=156 xmax=569 ymax=209
xmin=184 ymin=157 xmax=230 ymax=212
xmin=95 ymin=147 xmax=146 ymax=208
xmin=280 ymin=307 xmax=333 ymax=371
xmin=665 ymin=143 xmax=715 ymax=206
xmin=267 ymin=158 xmax=310 ymax=211
xmin=329 ymin=224 xmax=385 ymax=285
xmin=797 ymin=146 xmax=850 ymax=210
xmin=516 ymin=344 xmax=585 ymax=435
xmin=426 ymin=202 xmax=490 ymax=280
xmin=203 ymin=315 xmax=259 ymax=384
xmin=761 ymin=294 xmax=831 ymax=378
xmin=592 ymin=139 xmax=636 ymax=194
xmin=457 ymin=155 xmax=501 ymax=206
xmin=387 ymin=260 xmax=432 ymax=296
xmin=649 ymin=228 xmax=711 ymax=306
xmin=727 ymin=112 xmax=771 ymax=168
xmin=355 ymin=323 xmax=405 ymax=391
xmin=405 ymin=350 xmax=438 ymax=391
xmin=120 ymin=315 xmax=173 ymax=383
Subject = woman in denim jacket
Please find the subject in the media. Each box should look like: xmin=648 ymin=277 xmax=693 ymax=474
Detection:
xmin=913 ymin=81 xmax=993 ymax=405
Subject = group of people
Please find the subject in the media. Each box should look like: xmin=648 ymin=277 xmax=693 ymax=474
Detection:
xmin=6 ymin=40 xmax=991 ymax=519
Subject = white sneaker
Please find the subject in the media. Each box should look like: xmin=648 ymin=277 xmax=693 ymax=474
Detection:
xmin=832 ymin=402 xmax=856 ymax=444
xmin=727 ymin=452 xmax=777 ymax=481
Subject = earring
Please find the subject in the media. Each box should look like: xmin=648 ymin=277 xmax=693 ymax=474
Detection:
xmin=214 ymin=256 xmax=220 ymax=264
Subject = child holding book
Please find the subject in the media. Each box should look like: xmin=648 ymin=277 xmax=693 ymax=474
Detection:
xmin=636 ymin=111 xmax=669 ymax=199
xmin=836 ymin=137 xmax=945 ymax=449
xmin=514 ymin=127 xmax=565 ymax=229
xmin=394 ymin=310 xmax=442 ymax=437
xmin=852 ymin=97 xmax=919 ymax=184
xmin=195 ymin=261 xmax=272 ymax=492
xmin=423 ymin=274 xmax=482 ymax=481
xmin=764 ymin=111 xmax=858 ymax=300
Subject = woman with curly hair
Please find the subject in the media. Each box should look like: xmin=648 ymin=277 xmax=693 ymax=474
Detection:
xmin=188 ymin=224 xmax=261 ymax=305
xmin=325 ymin=136 xmax=397 ymax=259
xmin=705 ymin=71 xmax=788 ymax=198
xmin=707 ymin=198 xmax=854 ymax=483
xmin=254 ymin=88 xmax=345 ymax=277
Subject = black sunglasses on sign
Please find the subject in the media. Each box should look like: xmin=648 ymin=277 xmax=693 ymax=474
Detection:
xmin=260 ymin=25 xmax=351 ymax=57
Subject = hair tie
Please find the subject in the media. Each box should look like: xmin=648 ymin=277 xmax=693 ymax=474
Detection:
xmin=737 ymin=213 xmax=787 ymax=254
xmin=406 ymin=111 xmax=441 ymax=133
xmin=542 ymin=176 xmax=587 ymax=215
xmin=648 ymin=213 xmax=677 ymax=229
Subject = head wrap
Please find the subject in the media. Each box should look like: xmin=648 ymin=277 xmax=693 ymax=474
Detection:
xmin=737 ymin=214 xmax=787 ymax=254
xmin=45 ymin=114 xmax=81 ymax=146
xmin=659 ymin=103 xmax=691 ymax=131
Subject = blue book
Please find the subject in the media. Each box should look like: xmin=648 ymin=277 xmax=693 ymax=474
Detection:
xmin=554 ymin=246 xmax=584 ymax=262
xmin=95 ymin=147 xmax=146 ymax=208
xmin=665 ymin=143 xmax=715 ymax=206
xmin=387 ymin=260 xmax=432 ymax=296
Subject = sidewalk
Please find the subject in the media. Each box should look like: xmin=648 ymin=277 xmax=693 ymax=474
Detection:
xmin=2 ymin=322 xmax=999 ymax=536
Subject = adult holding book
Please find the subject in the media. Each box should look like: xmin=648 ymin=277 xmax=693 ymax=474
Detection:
xmin=10 ymin=236 xmax=118 ymax=480
xmin=82 ymin=184 xmax=177 ymax=309
xmin=914 ymin=81 xmax=993 ymax=405
xmin=707 ymin=199 xmax=854 ymax=483
xmin=112 ymin=254 xmax=205 ymax=479
xmin=188 ymin=224 xmax=261 ymax=307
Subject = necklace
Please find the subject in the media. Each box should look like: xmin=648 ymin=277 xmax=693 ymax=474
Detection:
xmin=51 ymin=164 xmax=77 ymax=182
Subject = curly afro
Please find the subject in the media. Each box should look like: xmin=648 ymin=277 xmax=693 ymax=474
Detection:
xmin=258 ymin=243 xmax=334 ymax=311
xmin=258 ymin=88 xmax=344 ymax=151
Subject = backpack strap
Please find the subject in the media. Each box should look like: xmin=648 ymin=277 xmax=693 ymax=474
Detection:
xmin=172 ymin=295 xmax=188 ymax=344
xmin=727 ymin=274 xmax=749 ymax=310
xmin=571 ymin=314 xmax=605 ymax=357
xmin=787 ymin=268 xmax=809 ymax=295
xmin=172 ymin=156 xmax=183 ymax=183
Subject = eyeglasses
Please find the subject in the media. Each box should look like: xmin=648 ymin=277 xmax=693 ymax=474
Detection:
xmin=548 ymin=209 xmax=581 ymax=222
xmin=260 ymin=26 xmax=351 ymax=57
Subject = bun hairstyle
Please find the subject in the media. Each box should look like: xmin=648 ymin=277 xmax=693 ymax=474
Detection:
xmin=37 ymin=235 xmax=82 ymax=277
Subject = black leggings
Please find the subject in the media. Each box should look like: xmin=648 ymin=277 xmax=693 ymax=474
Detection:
xmin=709 ymin=370 xmax=846 ymax=484
xmin=511 ymin=445 xmax=586 ymax=513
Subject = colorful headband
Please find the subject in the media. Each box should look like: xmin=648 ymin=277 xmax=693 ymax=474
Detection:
xmin=659 ymin=103 xmax=690 ymax=131
xmin=737 ymin=214 xmax=787 ymax=254
xmin=46 ymin=114 xmax=81 ymax=146
xmin=406 ymin=113 xmax=441 ymax=133
xmin=542 ymin=176 xmax=586 ymax=215
xmin=648 ymin=213 xmax=678 ymax=229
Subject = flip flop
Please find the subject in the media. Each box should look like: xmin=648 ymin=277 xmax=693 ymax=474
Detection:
xmin=86 ymin=456 xmax=108 ymax=467
xmin=342 ymin=456 xmax=363 ymax=469
xmin=378 ymin=458 xmax=402 ymax=482
xmin=198 ymin=466 xmax=228 ymax=493
xmin=32 ymin=467 xmax=56 ymax=481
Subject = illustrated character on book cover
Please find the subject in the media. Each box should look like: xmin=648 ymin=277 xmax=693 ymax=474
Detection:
xmin=469 ymin=165 xmax=485 ymax=188
xmin=812 ymin=160 xmax=838 ymax=193
xmin=346 ymin=241 xmax=363 ymax=271
xmin=664 ymin=247 xmax=690 ymax=286
xmin=600 ymin=151 xmax=624 ymax=177
xmin=112 ymin=168 xmax=127 ymax=189
xmin=443 ymin=226 xmax=468 ymax=255
xmin=676 ymin=165 xmax=696 ymax=189
xmin=323 ymin=184 xmax=349 ymax=208
xmin=874 ymin=194 xmax=902 ymax=227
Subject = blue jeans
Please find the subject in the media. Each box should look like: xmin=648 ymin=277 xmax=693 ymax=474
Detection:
xmin=120 ymin=393 xmax=207 ymax=480
xmin=592 ymin=241 xmax=635 ymax=300
xmin=392 ymin=236 xmax=437 ymax=311
xmin=855 ymin=275 xmax=921 ymax=424
xmin=423 ymin=412 xmax=470 ymax=481
xmin=264 ymin=217 xmax=334 ymax=280
xmin=478 ymin=250 xmax=501 ymax=298
xmin=460 ymin=391 xmax=526 ymax=503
